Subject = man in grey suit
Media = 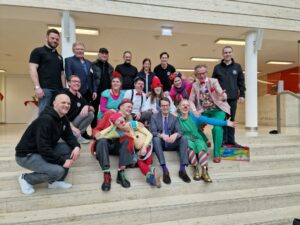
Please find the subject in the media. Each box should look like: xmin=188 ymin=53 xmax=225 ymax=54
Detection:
xmin=150 ymin=97 xmax=191 ymax=184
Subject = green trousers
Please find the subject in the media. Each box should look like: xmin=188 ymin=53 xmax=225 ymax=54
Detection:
xmin=200 ymin=109 xmax=226 ymax=157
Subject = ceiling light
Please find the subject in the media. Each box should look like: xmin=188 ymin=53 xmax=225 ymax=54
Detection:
xmin=85 ymin=51 xmax=98 ymax=56
xmin=161 ymin=26 xmax=173 ymax=36
xmin=266 ymin=61 xmax=294 ymax=65
xmin=190 ymin=57 xmax=219 ymax=62
xmin=48 ymin=25 xmax=99 ymax=35
xmin=176 ymin=68 xmax=194 ymax=72
xmin=0 ymin=69 xmax=6 ymax=73
xmin=243 ymin=71 xmax=261 ymax=74
xmin=215 ymin=39 xmax=245 ymax=46
xmin=257 ymin=79 xmax=274 ymax=85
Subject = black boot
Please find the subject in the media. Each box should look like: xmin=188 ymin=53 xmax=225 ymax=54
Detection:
xmin=116 ymin=170 xmax=131 ymax=188
xmin=101 ymin=172 xmax=112 ymax=191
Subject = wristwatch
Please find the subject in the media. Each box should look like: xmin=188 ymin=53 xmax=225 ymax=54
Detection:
xmin=34 ymin=86 xmax=40 ymax=90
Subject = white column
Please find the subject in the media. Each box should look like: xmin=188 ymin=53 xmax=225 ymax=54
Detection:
xmin=61 ymin=11 xmax=76 ymax=59
xmin=245 ymin=31 xmax=258 ymax=131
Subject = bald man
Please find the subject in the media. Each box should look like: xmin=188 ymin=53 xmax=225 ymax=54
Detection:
xmin=15 ymin=93 xmax=81 ymax=195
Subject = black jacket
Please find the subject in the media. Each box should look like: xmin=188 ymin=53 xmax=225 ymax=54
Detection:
xmin=212 ymin=59 xmax=246 ymax=99
xmin=15 ymin=106 xmax=80 ymax=165
xmin=63 ymin=89 xmax=88 ymax=121
xmin=115 ymin=63 xmax=138 ymax=90
xmin=92 ymin=59 xmax=114 ymax=94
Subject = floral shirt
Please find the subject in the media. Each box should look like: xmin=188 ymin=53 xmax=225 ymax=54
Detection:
xmin=199 ymin=83 xmax=217 ymax=111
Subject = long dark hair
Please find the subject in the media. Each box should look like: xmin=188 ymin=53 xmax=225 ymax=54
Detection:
xmin=150 ymin=86 xmax=164 ymax=104
xmin=140 ymin=58 xmax=152 ymax=73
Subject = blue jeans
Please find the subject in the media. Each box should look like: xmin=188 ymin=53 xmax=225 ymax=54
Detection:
xmin=38 ymin=89 xmax=59 ymax=113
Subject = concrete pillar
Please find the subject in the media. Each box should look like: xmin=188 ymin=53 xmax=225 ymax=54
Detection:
xmin=61 ymin=11 xmax=76 ymax=59
xmin=245 ymin=31 xmax=258 ymax=131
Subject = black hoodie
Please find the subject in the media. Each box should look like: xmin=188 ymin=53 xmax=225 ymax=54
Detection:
xmin=15 ymin=106 xmax=80 ymax=166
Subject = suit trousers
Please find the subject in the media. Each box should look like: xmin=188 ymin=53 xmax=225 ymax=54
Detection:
xmin=153 ymin=135 xmax=189 ymax=166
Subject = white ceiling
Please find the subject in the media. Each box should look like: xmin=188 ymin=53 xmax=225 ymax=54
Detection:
xmin=1 ymin=5 xmax=300 ymax=78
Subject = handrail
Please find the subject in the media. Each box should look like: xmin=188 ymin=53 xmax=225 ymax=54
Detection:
xmin=276 ymin=91 xmax=300 ymax=134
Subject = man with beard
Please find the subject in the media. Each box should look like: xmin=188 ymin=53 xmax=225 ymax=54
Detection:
xmin=29 ymin=29 xmax=65 ymax=113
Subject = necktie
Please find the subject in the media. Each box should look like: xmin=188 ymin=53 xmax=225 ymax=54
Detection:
xmin=163 ymin=117 xmax=169 ymax=149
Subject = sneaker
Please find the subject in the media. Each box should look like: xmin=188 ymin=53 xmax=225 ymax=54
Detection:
xmin=48 ymin=181 xmax=72 ymax=189
xmin=18 ymin=175 xmax=35 ymax=195
xmin=77 ymin=136 xmax=90 ymax=144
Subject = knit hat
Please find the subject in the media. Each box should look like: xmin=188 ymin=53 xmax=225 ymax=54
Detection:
xmin=118 ymin=98 xmax=133 ymax=109
xmin=109 ymin=112 xmax=123 ymax=124
xmin=150 ymin=76 xmax=163 ymax=89
xmin=112 ymin=71 xmax=121 ymax=78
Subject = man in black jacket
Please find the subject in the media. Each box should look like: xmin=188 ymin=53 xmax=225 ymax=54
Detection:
xmin=15 ymin=93 xmax=80 ymax=195
xmin=115 ymin=51 xmax=138 ymax=90
xmin=212 ymin=46 xmax=246 ymax=146
xmin=91 ymin=47 xmax=114 ymax=128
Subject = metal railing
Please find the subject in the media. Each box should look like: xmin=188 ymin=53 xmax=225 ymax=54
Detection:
xmin=276 ymin=91 xmax=300 ymax=134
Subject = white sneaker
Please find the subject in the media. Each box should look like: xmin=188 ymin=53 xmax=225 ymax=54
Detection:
xmin=48 ymin=181 xmax=72 ymax=189
xmin=77 ymin=136 xmax=90 ymax=144
xmin=18 ymin=175 xmax=35 ymax=195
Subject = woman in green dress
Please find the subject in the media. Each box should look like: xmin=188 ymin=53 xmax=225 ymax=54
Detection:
xmin=177 ymin=99 xmax=235 ymax=182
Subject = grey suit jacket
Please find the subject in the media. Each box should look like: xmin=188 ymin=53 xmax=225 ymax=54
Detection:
xmin=150 ymin=112 xmax=183 ymax=138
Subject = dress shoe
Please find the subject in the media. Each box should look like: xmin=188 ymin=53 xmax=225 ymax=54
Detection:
xmin=179 ymin=170 xmax=191 ymax=183
xmin=101 ymin=172 xmax=112 ymax=191
xmin=213 ymin=157 xmax=221 ymax=163
xmin=193 ymin=165 xmax=201 ymax=181
xmin=201 ymin=167 xmax=212 ymax=183
xmin=116 ymin=170 xmax=131 ymax=188
xmin=163 ymin=171 xmax=171 ymax=184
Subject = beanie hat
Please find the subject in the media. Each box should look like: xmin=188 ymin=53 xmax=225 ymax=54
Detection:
xmin=112 ymin=71 xmax=121 ymax=78
xmin=150 ymin=76 xmax=163 ymax=89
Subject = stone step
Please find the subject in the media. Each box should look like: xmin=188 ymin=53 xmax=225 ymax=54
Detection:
xmin=144 ymin=205 xmax=300 ymax=225
xmin=1 ymin=141 xmax=299 ymax=158
xmin=1 ymin=184 xmax=300 ymax=225
xmin=1 ymin=167 xmax=300 ymax=214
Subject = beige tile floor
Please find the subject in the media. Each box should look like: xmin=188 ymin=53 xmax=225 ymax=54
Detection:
xmin=1 ymin=123 xmax=299 ymax=145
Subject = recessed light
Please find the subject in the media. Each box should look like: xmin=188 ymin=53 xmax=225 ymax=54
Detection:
xmin=161 ymin=26 xmax=173 ymax=36
xmin=48 ymin=25 xmax=99 ymax=36
xmin=190 ymin=57 xmax=219 ymax=62
xmin=84 ymin=51 xmax=98 ymax=56
xmin=176 ymin=68 xmax=194 ymax=72
xmin=215 ymin=39 xmax=245 ymax=46
xmin=266 ymin=61 xmax=294 ymax=65
xmin=0 ymin=69 xmax=6 ymax=73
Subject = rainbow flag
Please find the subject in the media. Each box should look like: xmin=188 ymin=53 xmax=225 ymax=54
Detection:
xmin=220 ymin=146 xmax=250 ymax=161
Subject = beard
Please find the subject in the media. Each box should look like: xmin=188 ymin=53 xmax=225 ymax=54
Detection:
xmin=47 ymin=40 xmax=58 ymax=49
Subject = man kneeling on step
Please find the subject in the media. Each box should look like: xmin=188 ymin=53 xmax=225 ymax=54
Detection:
xmin=15 ymin=93 xmax=80 ymax=195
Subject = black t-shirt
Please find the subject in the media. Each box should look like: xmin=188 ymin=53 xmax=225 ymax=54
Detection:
xmin=62 ymin=89 xmax=88 ymax=121
xmin=29 ymin=45 xmax=64 ymax=89
xmin=153 ymin=64 xmax=176 ymax=91
xmin=115 ymin=63 xmax=138 ymax=90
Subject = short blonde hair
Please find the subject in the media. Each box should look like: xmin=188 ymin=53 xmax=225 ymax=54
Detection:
xmin=72 ymin=41 xmax=85 ymax=50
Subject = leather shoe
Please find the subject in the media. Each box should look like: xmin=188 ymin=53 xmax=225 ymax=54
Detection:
xmin=82 ymin=131 xmax=93 ymax=140
xmin=101 ymin=172 xmax=111 ymax=191
xmin=179 ymin=171 xmax=191 ymax=183
xmin=213 ymin=157 xmax=221 ymax=163
xmin=163 ymin=171 xmax=171 ymax=184
xmin=116 ymin=170 xmax=131 ymax=188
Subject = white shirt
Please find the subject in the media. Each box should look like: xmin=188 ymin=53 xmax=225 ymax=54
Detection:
xmin=124 ymin=89 xmax=147 ymax=114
